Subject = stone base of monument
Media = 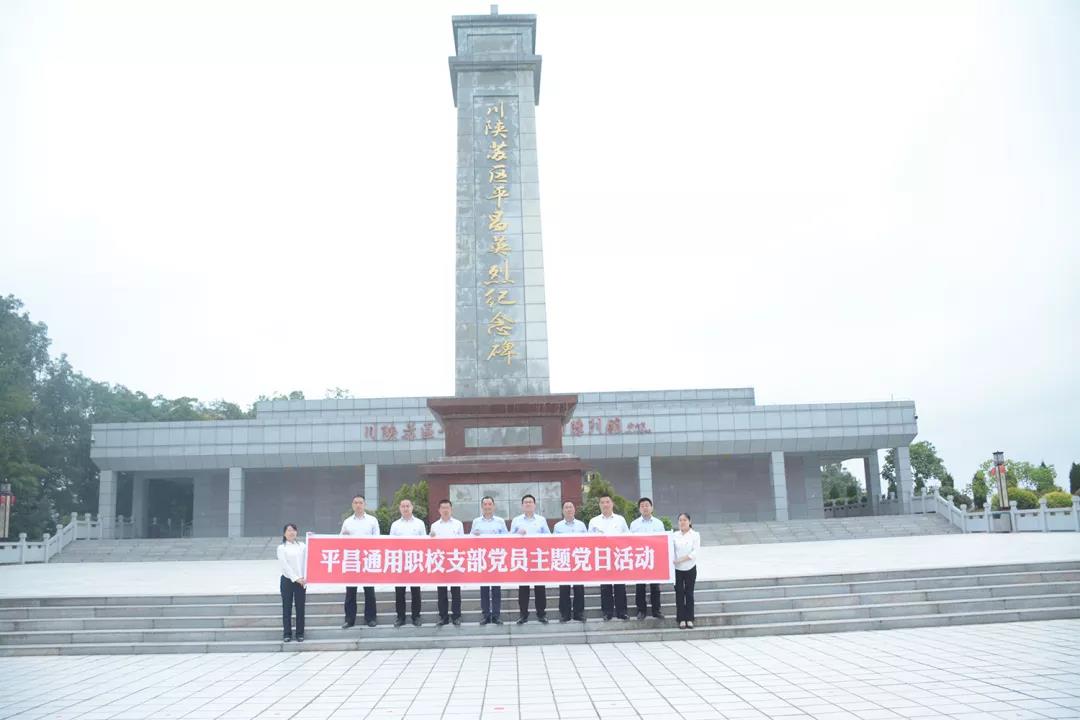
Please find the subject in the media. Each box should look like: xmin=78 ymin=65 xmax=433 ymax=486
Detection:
xmin=2 ymin=561 xmax=1078 ymax=656
xmin=422 ymin=395 xmax=585 ymax=529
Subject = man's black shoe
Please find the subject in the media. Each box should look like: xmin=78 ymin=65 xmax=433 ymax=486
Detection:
xmin=618 ymin=614 xmax=630 ymax=620
xmin=412 ymin=618 xmax=422 ymax=627
xmin=295 ymin=635 xmax=304 ymax=643
xmin=283 ymin=635 xmax=292 ymax=642
xmin=479 ymin=616 xmax=490 ymax=626
xmin=574 ymin=616 xmax=586 ymax=623
xmin=340 ymin=622 xmax=354 ymax=629
xmin=652 ymin=612 xmax=665 ymax=620
xmin=603 ymin=615 xmax=612 ymax=621
xmin=537 ymin=614 xmax=548 ymax=624
xmin=366 ymin=620 xmax=377 ymax=628
xmin=559 ymin=617 xmax=570 ymax=623
xmin=393 ymin=618 xmax=405 ymax=628
xmin=493 ymin=616 xmax=503 ymax=625
xmin=516 ymin=614 xmax=528 ymax=625
xmin=636 ymin=611 xmax=647 ymax=620
xmin=436 ymin=618 xmax=450 ymax=627
xmin=452 ymin=617 xmax=461 ymax=626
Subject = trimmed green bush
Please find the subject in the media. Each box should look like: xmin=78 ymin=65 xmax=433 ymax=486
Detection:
xmin=992 ymin=487 xmax=1038 ymax=510
xmin=1042 ymin=491 xmax=1074 ymax=509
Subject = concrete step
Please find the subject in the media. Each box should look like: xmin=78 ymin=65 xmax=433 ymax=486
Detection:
xmin=1 ymin=605 xmax=1077 ymax=656
xmin=2 ymin=591 xmax=1077 ymax=638
xmin=3 ymin=578 xmax=1078 ymax=623
xmin=3 ymin=561 xmax=1076 ymax=654
xmin=6 ymin=560 xmax=1078 ymax=609
xmin=695 ymin=513 xmax=961 ymax=545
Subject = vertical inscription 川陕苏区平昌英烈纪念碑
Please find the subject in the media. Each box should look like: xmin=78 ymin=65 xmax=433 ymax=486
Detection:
xmin=482 ymin=99 xmax=519 ymax=368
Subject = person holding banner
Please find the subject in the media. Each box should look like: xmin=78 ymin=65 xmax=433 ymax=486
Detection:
xmin=471 ymin=495 xmax=508 ymax=626
xmin=277 ymin=523 xmax=306 ymax=642
xmin=588 ymin=493 xmax=630 ymax=621
xmin=511 ymin=494 xmax=550 ymax=624
xmin=673 ymin=512 xmax=701 ymax=629
xmin=340 ymin=494 xmax=380 ymax=629
xmin=390 ymin=498 xmax=426 ymax=628
xmin=630 ymin=497 xmax=666 ymax=620
xmin=553 ymin=500 xmax=587 ymax=623
xmin=430 ymin=498 xmax=464 ymax=626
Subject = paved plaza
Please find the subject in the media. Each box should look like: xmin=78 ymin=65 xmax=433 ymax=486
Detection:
xmin=4 ymin=534 xmax=1079 ymax=599
xmin=1 ymin=619 xmax=1078 ymax=720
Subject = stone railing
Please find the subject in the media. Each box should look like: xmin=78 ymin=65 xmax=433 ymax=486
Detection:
xmin=926 ymin=487 xmax=1080 ymax=533
xmin=0 ymin=512 xmax=138 ymax=564
xmin=822 ymin=494 xmax=902 ymax=518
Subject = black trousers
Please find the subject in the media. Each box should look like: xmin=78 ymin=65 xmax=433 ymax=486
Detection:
xmin=635 ymin=583 xmax=662 ymax=614
xmin=437 ymin=586 xmax=461 ymax=620
xmin=344 ymin=585 xmax=376 ymax=624
xmin=675 ymin=567 xmax=697 ymax=622
xmin=517 ymin=585 xmax=547 ymax=617
xmin=280 ymin=575 xmax=305 ymax=637
xmin=600 ymin=584 xmax=627 ymax=618
xmin=395 ymin=586 xmax=421 ymax=620
xmin=480 ymin=586 xmax=502 ymax=619
xmin=558 ymin=585 xmax=585 ymax=621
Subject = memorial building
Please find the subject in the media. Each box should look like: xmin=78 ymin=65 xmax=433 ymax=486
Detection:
xmin=89 ymin=10 xmax=919 ymax=538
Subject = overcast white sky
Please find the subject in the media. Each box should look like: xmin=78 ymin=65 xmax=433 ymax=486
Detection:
xmin=1 ymin=0 xmax=1077 ymax=487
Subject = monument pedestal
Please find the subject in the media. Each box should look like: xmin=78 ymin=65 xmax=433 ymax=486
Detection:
xmin=421 ymin=395 xmax=584 ymax=530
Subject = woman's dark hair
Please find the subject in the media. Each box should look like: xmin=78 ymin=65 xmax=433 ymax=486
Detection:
xmin=677 ymin=512 xmax=692 ymax=528
xmin=282 ymin=523 xmax=299 ymax=544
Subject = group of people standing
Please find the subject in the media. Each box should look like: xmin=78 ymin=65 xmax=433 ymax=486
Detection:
xmin=276 ymin=492 xmax=702 ymax=642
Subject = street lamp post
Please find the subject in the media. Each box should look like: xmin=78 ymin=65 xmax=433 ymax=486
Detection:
xmin=992 ymin=451 xmax=1010 ymax=532
xmin=0 ymin=482 xmax=12 ymax=540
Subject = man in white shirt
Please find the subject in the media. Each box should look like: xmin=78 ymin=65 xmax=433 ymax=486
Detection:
xmin=389 ymin=498 xmax=426 ymax=628
xmin=630 ymin=497 xmax=666 ymax=620
xmin=429 ymin=498 xmax=464 ymax=626
xmin=510 ymin=494 xmax=550 ymax=624
xmin=587 ymin=493 xmax=630 ymax=621
xmin=340 ymin=494 xmax=380 ymax=628
xmin=553 ymin=500 xmax=587 ymax=623
xmin=471 ymin=495 xmax=508 ymax=625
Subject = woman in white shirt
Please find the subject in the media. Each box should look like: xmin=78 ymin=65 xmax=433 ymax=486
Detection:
xmin=277 ymin=523 xmax=306 ymax=642
xmin=672 ymin=513 xmax=701 ymax=629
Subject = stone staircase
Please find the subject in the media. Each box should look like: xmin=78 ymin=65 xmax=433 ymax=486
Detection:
xmin=2 ymin=561 xmax=1077 ymax=656
xmin=51 ymin=536 xmax=281 ymax=562
xmin=694 ymin=513 xmax=960 ymax=545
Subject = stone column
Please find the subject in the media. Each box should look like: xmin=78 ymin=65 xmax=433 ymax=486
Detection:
xmin=770 ymin=451 xmax=788 ymax=521
xmin=863 ymin=452 xmax=882 ymax=515
xmin=450 ymin=12 xmax=550 ymax=397
xmin=98 ymin=469 xmax=117 ymax=539
xmin=131 ymin=475 xmax=150 ymax=538
xmin=803 ymin=454 xmax=824 ymax=519
xmin=894 ymin=445 xmax=914 ymax=514
xmin=364 ymin=464 xmax=379 ymax=508
xmin=228 ymin=467 xmax=245 ymax=538
xmin=637 ymin=456 xmax=653 ymax=501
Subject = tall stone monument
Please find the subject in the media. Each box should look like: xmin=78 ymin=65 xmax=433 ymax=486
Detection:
xmin=425 ymin=9 xmax=582 ymax=527
xmin=451 ymin=9 xmax=550 ymax=398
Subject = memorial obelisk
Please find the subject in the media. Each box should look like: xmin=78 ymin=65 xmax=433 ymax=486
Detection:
xmin=425 ymin=9 xmax=583 ymax=528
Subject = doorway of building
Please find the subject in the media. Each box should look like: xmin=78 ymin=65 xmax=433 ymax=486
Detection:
xmin=148 ymin=478 xmax=194 ymax=537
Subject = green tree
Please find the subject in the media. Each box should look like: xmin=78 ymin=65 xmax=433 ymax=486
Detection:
xmin=0 ymin=295 xmax=55 ymax=537
xmin=882 ymin=441 xmax=949 ymax=494
xmin=0 ymin=294 xmax=262 ymax=538
xmin=1071 ymin=463 xmax=1080 ymax=495
xmin=821 ymin=463 xmax=861 ymax=501
xmin=968 ymin=470 xmax=989 ymax=509
xmin=577 ymin=473 xmax=672 ymax=529
xmin=977 ymin=458 xmax=1057 ymax=494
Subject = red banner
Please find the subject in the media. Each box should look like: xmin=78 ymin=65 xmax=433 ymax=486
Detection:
xmin=303 ymin=533 xmax=674 ymax=586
